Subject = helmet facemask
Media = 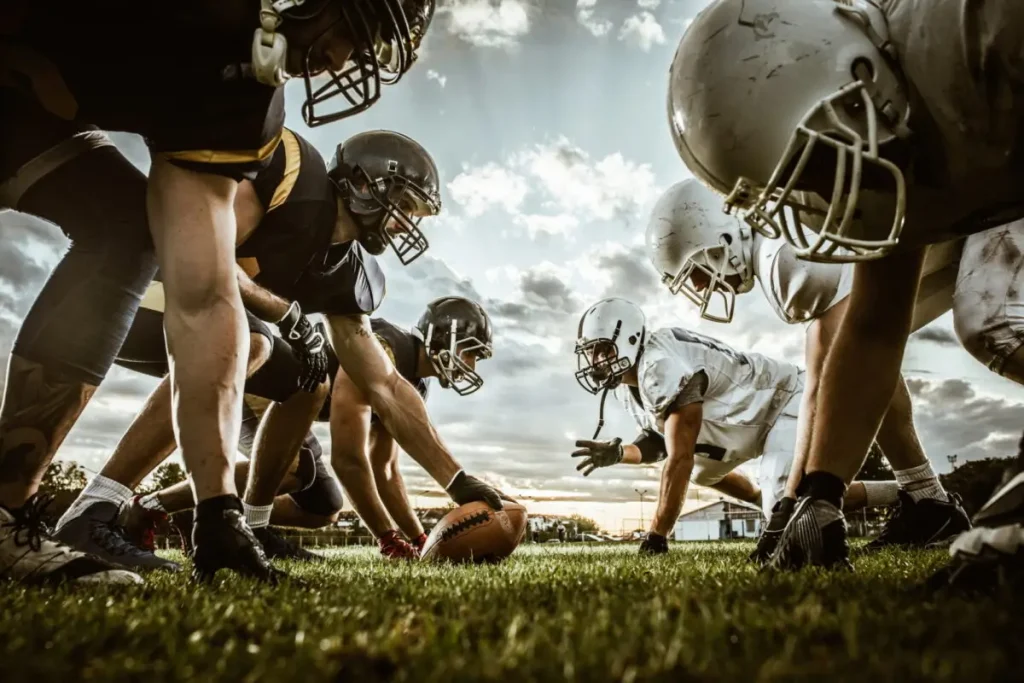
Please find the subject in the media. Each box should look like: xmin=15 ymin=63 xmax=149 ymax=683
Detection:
xmin=300 ymin=0 xmax=433 ymax=127
xmin=423 ymin=320 xmax=492 ymax=396
xmin=663 ymin=237 xmax=751 ymax=324
xmin=574 ymin=336 xmax=634 ymax=395
xmin=726 ymin=78 xmax=907 ymax=263
xmin=340 ymin=162 xmax=440 ymax=264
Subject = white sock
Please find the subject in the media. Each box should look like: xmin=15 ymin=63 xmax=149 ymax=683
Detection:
xmin=138 ymin=493 xmax=167 ymax=513
xmin=894 ymin=463 xmax=948 ymax=503
xmin=243 ymin=502 xmax=273 ymax=529
xmin=861 ymin=481 xmax=900 ymax=508
xmin=56 ymin=474 xmax=133 ymax=530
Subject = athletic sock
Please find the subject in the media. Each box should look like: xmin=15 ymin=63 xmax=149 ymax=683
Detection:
xmin=243 ymin=502 xmax=273 ymax=529
xmin=894 ymin=463 xmax=949 ymax=503
xmin=802 ymin=471 xmax=846 ymax=509
xmin=56 ymin=474 xmax=132 ymax=530
xmin=861 ymin=480 xmax=900 ymax=508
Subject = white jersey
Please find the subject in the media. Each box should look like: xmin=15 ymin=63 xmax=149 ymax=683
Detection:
xmin=617 ymin=327 xmax=802 ymax=468
xmin=752 ymin=234 xmax=852 ymax=324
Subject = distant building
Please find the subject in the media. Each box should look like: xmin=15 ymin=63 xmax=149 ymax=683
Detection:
xmin=672 ymin=500 xmax=764 ymax=541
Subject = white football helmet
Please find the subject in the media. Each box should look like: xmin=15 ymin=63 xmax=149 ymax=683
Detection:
xmin=646 ymin=179 xmax=756 ymax=323
xmin=574 ymin=298 xmax=646 ymax=394
xmin=668 ymin=0 xmax=911 ymax=263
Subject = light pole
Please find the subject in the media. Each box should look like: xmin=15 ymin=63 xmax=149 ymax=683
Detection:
xmin=635 ymin=487 xmax=649 ymax=532
xmin=947 ymin=454 xmax=958 ymax=471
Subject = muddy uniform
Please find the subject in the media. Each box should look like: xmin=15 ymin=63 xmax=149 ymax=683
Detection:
xmin=1 ymin=2 xmax=284 ymax=385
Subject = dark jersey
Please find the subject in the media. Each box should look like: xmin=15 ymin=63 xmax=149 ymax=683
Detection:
xmin=15 ymin=1 xmax=283 ymax=179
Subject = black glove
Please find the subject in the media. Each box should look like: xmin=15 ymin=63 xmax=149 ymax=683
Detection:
xmin=572 ymin=437 xmax=624 ymax=476
xmin=639 ymin=532 xmax=669 ymax=556
xmin=277 ymin=302 xmax=329 ymax=393
xmin=446 ymin=470 xmax=515 ymax=511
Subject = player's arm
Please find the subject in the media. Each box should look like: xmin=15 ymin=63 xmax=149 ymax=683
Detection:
xmin=783 ymin=297 xmax=849 ymax=498
xmin=325 ymin=312 xmax=508 ymax=509
xmin=805 ymin=249 xmax=925 ymax=484
xmin=648 ymin=401 xmax=702 ymax=539
xmin=368 ymin=425 xmax=425 ymax=542
xmin=235 ymin=266 xmax=328 ymax=392
xmin=572 ymin=429 xmax=665 ymax=474
xmin=708 ymin=470 xmax=761 ymax=506
xmin=327 ymin=365 xmax=396 ymax=538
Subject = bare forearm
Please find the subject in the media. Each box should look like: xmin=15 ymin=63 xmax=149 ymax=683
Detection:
xmin=237 ymin=268 xmax=290 ymax=322
xmin=622 ymin=444 xmax=642 ymax=465
xmin=651 ymin=455 xmax=694 ymax=536
xmin=332 ymin=452 xmax=394 ymax=538
xmin=374 ymin=462 xmax=424 ymax=540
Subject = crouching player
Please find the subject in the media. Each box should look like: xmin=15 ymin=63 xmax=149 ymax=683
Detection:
xmin=331 ymin=297 xmax=495 ymax=559
xmin=571 ymin=298 xmax=901 ymax=561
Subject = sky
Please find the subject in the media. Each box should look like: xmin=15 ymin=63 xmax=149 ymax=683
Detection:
xmin=1 ymin=0 xmax=1023 ymax=532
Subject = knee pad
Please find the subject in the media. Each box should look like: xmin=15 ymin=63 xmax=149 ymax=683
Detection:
xmin=289 ymin=456 xmax=344 ymax=517
xmin=293 ymin=433 xmax=324 ymax=492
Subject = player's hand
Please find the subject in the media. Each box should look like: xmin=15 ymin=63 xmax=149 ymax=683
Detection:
xmin=378 ymin=530 xmax=417 ymax=560
xmin=277 ymin=302 xmax=330 ymax=392
xmin=572 ymin=437 xmax=624 ymax=476
xmin=446 ymin=470 xmax=510 ymax=511
xmin=410 ymin=533 xmax=428 ymax=555
xmin=639 ymin=532 xmax=669 ymax=556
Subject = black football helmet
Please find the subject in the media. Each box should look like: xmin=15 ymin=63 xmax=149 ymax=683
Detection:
xmin=254 ymin=0 xmax=435 ymax=126
xmin=414 ymin=297 xmax=493 ymax=396
xmin=328 ymin=129 xmax=441 ymax=265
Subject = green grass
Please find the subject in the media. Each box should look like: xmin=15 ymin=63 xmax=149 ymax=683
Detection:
xmin=1 ymin=543 xmax=1020 ymax=682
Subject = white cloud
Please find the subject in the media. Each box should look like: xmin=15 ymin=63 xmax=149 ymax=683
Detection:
xmin=440 ymin=0 xmax=531 ymax=48
xmin=637 ymin=0 xmax=661 ymax=8
xmin=514 ymin=213 xmax=581 ymax=240
xmin=618 ymin=11 xmax=666 ymax=51
xmin=447 ymin=163 xmax=529 ymax=217
xmin=514 ymin=137 xmax=660 ymax=222
xmin=426 ymin=69 xmax=448 ymax=88
xmin=576 ymin=0 xmax=613 ymax=37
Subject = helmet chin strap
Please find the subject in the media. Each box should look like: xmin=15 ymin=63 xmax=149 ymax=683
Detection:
xmin=592 ymin=386 xmax=611 ymax=440
xmin=253 ymin=0 xmax=307 ymax=87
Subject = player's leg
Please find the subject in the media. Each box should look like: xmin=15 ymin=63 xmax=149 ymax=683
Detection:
xmin=771 ymin=250 xmax=926 ymax=571
xmin=750 ymin=411 xmax=798 ymax=565
xmin=953 ymin=220 xmax=1024 ymax=385
xmin=865 ymin=376 xmax=970 ymax=550
xmin=0 ymin=94 xmax=154 ymax=583
xmin=238 ymin=335 xmax=330 ymax=558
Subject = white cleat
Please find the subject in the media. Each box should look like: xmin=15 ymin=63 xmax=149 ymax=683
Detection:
xmin=0 ymin=496 xmax=142 ymax=585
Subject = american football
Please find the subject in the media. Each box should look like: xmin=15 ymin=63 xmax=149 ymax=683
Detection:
xmin=420 ymin=501 xmax=528 ymax=564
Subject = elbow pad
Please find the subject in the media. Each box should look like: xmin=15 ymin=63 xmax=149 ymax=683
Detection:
xmin=633 ymin=429 xmax=667 ymax=464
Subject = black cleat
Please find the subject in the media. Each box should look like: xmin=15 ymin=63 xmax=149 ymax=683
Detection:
xmin=767 ymin=497 xmax=852 ymax=571
xmin=864 ymin=491 xmax=972 ymax=552
xmin=54 ymin=502 xmax=181 ymax=573
xmin=750 ymin=496 xmax=796 ymax=566
xmin=252 ymin=526 xmax=324 ymax=562
xmin=190 ymin=496 xmax=287 ymax=584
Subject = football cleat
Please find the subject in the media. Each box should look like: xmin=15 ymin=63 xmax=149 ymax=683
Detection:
xmin=972 ymin=444 xmax=1024 ymax=529
xmin=0 ymin=495 xmax=142 ymax=584
xmin=767 ymin=497 xmax=852 ymax=571
xmin=121 ymin=496 xmax=168 ymax=553
xmin=54 ymin=501 xmax=181 ymax=572
xmin=378 ymin=530 xmax=417 ymax=560
xmin=190 ymin=496 xmax=288 ymax=584
xmin=864 ymin=491 xmax=972 ymax=552
xmin=925 ymin=524 xmax=1024 ymax=595
xmin=169 ymin=509 xmax=195 ymax=557
xmin=252 ymin=526 xmax=324 ymax=562
xmin=749 ymin=496 xmax=796 ymax=566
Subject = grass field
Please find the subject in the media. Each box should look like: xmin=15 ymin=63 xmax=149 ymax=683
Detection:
xmin=1 ymin=542 xmax=1021 ymax=682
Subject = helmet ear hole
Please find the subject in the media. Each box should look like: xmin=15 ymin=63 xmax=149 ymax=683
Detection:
xmin=722 ymin=233 xmax=733 ymax=245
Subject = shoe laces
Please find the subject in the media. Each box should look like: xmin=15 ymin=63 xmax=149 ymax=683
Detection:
xmin=5 ymin=494 xmax=56 ymax=552
xmin=88 ymin=515 xmax=152 ymax=559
